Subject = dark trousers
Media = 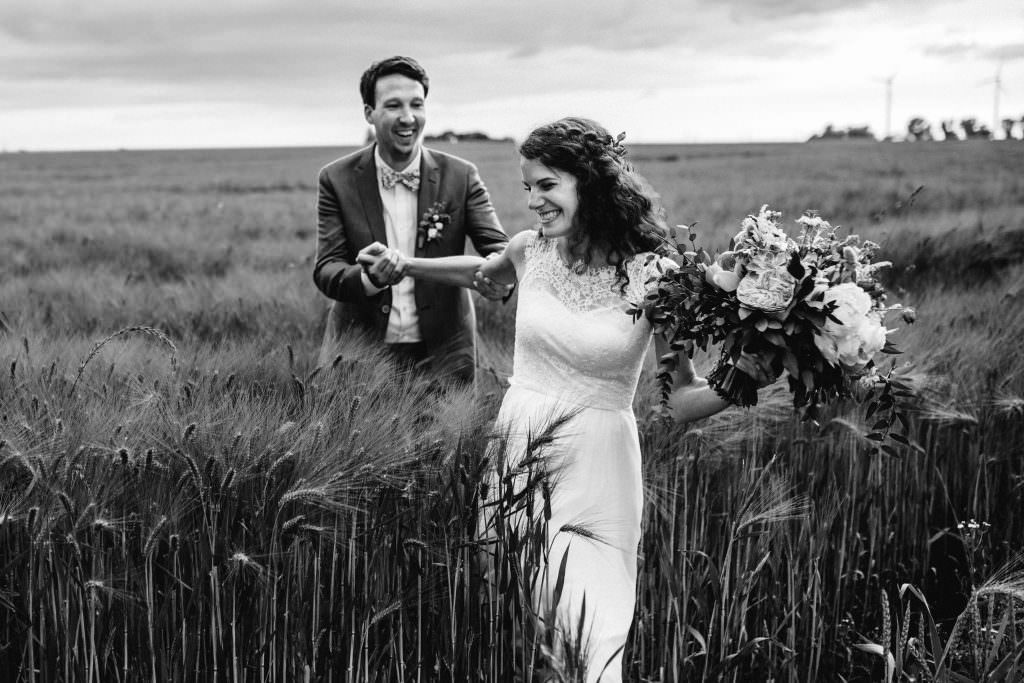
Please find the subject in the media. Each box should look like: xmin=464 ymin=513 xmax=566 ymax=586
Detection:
xmin=385 ymin=342 xmax=430 ymax=370
xmin=386 ymin=341 xmax=473 ymax=389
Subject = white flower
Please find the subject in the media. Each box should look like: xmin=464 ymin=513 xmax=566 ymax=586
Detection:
xmin=796 ymin=214 xmax=824 ymax=230
xmin=735 ymin=250 xmax=795 ymax=312
xmin=734 ymin=205 xmax=795 ymax=255
xmin=717 ymin=250 xmax=739 ymax=271
xmin=704 ymin=251 xmax=742 ymax=292
xmin=427 ymin=228 xmax=439 ymax=240
xmin=796 ymin=213 xmax=836 ymax=250
xmin=705 ymin=263 xmax=740 ymax=292
xmin=827 ymin=282 xmax=872 ymax=319
xmin=834 ymin=331 xmax=865 ymax=366
xmin=813 ymin=283 xmax=886 ymax=368
xmin=858 ymin=315 xmax=887 ymax=354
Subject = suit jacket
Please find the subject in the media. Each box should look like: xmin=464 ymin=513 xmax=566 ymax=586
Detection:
xmin=313 ymin=145 xmax=508 ymax=382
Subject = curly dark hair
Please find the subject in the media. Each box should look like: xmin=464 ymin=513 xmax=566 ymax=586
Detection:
xmin=518 ymin=117 xmax=673 ymax=293
xmin=359 ymin=56 xmax=430 ymax=108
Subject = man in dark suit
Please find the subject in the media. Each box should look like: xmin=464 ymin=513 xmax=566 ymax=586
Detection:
xmin=314 ymin=56 xmax=509 ymax=383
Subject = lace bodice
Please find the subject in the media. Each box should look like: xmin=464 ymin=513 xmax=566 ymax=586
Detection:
xmin=509 ymin=232 xmax=676 ymax=410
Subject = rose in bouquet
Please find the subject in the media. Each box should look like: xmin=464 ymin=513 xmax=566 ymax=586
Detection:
xmin=633 ymin=205 xmax=914 ymax=430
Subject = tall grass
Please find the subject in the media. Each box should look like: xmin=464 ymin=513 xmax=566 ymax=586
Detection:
xmin=1 ymin=142 xmax=1023 ymax=680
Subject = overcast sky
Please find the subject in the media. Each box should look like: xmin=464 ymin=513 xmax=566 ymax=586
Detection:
xmin=2 ymin=0 xmax=1022 ymax=151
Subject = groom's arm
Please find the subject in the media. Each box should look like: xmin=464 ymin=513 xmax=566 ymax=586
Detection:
xmin=313 ymin=168 xmax=377 ymax=302
xmin=462 ymin=163 xmax=508 ymax=257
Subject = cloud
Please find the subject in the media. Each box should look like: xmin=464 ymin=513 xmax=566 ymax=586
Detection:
xmin=2 ymin=0 xmax=1021 ymax=149
xmin=923 ymin=41 xmax=978 ymax=58
xmin=924 ymin=40 xmax=1024 ymax=62
xmin=0 ymin=0 xmax=806 ymax=90
xmin=721 ymin=0 xmax=879 ymax=20
xmin=987 ymin=43 xmax=1024 ymax=61
xmin=0 ymin=0 xmax=758 ymax=114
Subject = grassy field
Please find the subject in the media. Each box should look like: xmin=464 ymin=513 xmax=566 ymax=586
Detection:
xmin=1 ymin=140 xmax=1023 ymax=681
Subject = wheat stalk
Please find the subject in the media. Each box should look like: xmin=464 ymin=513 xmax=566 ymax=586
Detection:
xmin=68 ymin=326 xmax=177 ymax=397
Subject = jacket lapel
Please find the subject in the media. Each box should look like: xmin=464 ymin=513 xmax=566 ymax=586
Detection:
xmin=355 ymin=146 xmax=388 ymax=245
xmin=415 ymin=148 xmax=441 ymax=257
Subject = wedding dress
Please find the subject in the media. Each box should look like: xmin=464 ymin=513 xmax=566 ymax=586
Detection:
xmin=488 ymin=231 xmax=674 ymax=682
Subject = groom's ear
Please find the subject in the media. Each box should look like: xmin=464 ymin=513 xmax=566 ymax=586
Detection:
xmin=363 ymin=104 xmax=374 ymax=124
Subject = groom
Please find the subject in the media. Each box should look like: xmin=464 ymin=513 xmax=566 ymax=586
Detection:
xmin=313 ymin=56 xmax=509 ymax=383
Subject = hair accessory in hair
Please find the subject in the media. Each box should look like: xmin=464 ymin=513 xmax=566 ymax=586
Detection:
xmin=560 ymin=123 xmax=628 ymax=159
xmin=606 ymin=131 xmax=627 ymax=157
xmin=581 ymin=129 xmax=626 ymax=156
xmin=583 ymin=130 xmax=627 ymax=157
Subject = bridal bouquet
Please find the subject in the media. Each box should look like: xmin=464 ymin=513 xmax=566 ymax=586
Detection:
xmin=635 ymin=205 xmax=914 ymax=430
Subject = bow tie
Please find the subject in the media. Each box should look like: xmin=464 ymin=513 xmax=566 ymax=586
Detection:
xmin=380 ymin=166 xmax=420 ymax=192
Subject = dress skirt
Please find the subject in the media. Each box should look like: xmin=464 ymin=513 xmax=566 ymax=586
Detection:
xmin=488 ymin=383 xmax=643 ymax=682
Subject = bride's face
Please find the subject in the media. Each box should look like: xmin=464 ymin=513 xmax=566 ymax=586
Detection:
xmin=520 ymin=157 xmax=579 ymax=239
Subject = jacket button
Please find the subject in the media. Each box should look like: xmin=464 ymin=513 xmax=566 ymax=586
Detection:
xmin=381 ymin=304 xmax=391 ymax=314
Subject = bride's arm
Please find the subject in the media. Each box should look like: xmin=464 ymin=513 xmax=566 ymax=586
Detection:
xmin=355 ymin=230 xmax=528 ymax=289
xmin=357 ymin=245 xmax=489 ymax=289
xmin=404 ymin=254 xmax=489 ymax=288
xmin=654 ymin=334 xmax=780 ymax=423
xmin=653 ymin=335 xmax=732 ymax=423
xmin=473 ymin=229 xmax=529 ymax=290
xmin=407 ymin=229 xmax=528 ymax=288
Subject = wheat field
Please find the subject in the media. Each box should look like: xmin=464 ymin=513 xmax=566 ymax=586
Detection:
xmin=1 ymin=140 xmax=1023 ymax=681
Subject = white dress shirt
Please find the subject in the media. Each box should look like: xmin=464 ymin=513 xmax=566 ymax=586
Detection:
xmin=361 ymin=147 xmax=422 ymax=343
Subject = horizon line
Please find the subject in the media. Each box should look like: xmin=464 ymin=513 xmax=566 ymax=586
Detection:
xmin=3 ymin=138 xmax=938 ymax=155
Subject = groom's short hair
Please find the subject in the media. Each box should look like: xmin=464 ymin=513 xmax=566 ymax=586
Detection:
xmin=360 ymin=56 xmax=430 ymax=107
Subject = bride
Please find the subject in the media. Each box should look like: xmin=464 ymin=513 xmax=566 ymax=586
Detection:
xmin=358 ymin=117 xmax=775 ymax=681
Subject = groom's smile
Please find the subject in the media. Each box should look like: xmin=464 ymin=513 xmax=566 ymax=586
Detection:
xmin=364 ymin=74 xmax=426 ymax=170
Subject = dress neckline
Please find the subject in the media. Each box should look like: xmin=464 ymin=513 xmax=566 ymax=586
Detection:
xmin=540 ymin=236 xmax=616 ymax=276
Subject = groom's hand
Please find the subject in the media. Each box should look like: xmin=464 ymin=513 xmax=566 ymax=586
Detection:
xmin=358 ymin=242 xmax=406 ymax=288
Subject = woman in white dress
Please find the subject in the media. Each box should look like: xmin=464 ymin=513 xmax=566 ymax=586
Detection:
xmin=359 ymin=117 xmax=773 ymax=681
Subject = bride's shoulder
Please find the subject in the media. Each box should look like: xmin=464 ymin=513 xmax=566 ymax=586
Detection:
xmin=508 ymin=228 xmax=539 ymax=254
xmin=505 ymin=228 xmax=541 ymax=271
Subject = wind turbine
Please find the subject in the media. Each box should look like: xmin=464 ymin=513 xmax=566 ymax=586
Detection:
xmin=979 ymin=61 xmax=1006 ymax=138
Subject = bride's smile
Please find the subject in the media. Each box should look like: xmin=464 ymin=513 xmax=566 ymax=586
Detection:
xmin=538 ymin=208 xmax=560 ymax=223
xmin=520 ymin=157 xmax=578 ymax=239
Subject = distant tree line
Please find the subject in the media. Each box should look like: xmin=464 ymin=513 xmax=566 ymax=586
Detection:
xmin=808 ymin=115 xmax=1024 ymax=143
xmin=807 ymin=124 xmax=878 ymax=142
xmin=424 ymin=130 xmax=514 ymax=143
xmin=363 ymin=128 xmax=513 ymax=144
xmin=906 ymin=116 xmax=1024 ymax=141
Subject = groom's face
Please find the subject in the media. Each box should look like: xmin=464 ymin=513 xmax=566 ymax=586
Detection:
xmin=364 ymin=74 xmax=426 ymax=169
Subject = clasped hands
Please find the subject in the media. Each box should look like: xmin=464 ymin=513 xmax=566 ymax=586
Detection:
xmin=357 ymin=242 xmax=407 ymax=289
xmin=355 ymin=242 xmax=514 ymax=301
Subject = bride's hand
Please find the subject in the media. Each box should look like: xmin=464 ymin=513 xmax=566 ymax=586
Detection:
xmin=674 ymin=353 xmax=697 ymax=386
xmin=734 ymin=350 xmax=781 ymax=388
xmin=473 ymin=253 xmax=516 ymax=302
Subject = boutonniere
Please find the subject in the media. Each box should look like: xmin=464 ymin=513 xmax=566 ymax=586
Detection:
xmin=417 ymin=201 xmax=451 ymax=248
